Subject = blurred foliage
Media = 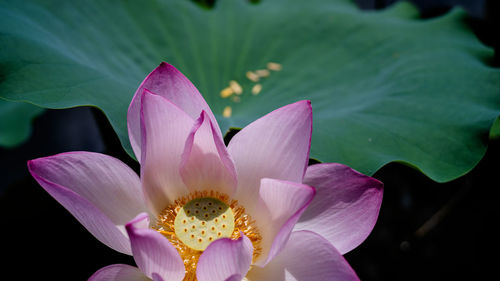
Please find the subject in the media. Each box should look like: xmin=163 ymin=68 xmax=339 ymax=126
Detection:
xmin=490 ymin=117 xmax=500 ymax=139
xmin=0 ymin=99 xmax=43 ymax=148
xmin=0 ymin=0 xmax=499 ymax=182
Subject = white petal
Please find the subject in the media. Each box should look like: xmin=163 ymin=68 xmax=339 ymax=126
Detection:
xmin=197 ymin=234 xmax=253 ymax=281
xmin=246 ymin=231 xmax=360 ymax=281
xmin=253 ymin=179 xmax=315 ymax=266
xmin=228 ymin=101 xmax=312 ymax=212
xmin=180 ymin=111 xmax=237 ymax=196
xmin=89 ymin=264 xmax=150 ymax=281
xmin=126 ymin=213 xmax=185 ymax=281
xmin=140 ymin=90 xmax=194 ymax=214
xmin=28 ymin=152 xmax=146 ymax=254
xmin=128 ymin=62 xmax=220 ymax=160
xmin=294 ymin=163 xmax=384 ymax=254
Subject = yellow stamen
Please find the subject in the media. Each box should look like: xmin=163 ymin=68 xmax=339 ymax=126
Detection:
xmin=155 ymin=190 xmax=262 ymax=281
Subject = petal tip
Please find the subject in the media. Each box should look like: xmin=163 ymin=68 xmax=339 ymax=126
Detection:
xmin=158 ymin=61 xmax=174 ymax=70
xmin=295 ymin=99 xmax=312 ymax=109
xmin=26 ymin=159 xmax=39 ymax=178
xmin=141 ymin=88 xmax=157 ymax=99
xmin=26 ymin=158 xmax=35 ymax=169
xmin=125 ymin=213 xmax=150 ymax=233
xmin=154 ymin=62 xmax=185 ymax=78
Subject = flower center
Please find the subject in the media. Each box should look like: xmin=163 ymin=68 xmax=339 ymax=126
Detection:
xmin=155 ymin=190 xmax=262 ymax=281
xmin=173 ymin=197 xmax=235 ymax=251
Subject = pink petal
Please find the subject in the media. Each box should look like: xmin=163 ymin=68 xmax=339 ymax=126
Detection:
xmin=196 ymin=233 xmax=253 ymax=281
xmin=28 ymin=152 xmax=145 ymax=224
xmin=180 ymin=111 xmax=237 ymax=196
xmin=126 ymin=213 xmax=185 ymax=281
xmin=140 ymin=90 xmax=194 ymax=214
xmin=224 ymin=275 xmax=242 ymax=281
xmin=28 ymin=170 xmax=131 ymax=254
xmin=246 ymin=231 xmax=360 ymax=281
xmin=128 ymin=62 xmax=219 ymax=160
xmin=28 ymin=152 xmax=146 ymax=254
xmin=254 ymin=179 xmax=315 ymax=266
xmin=89 ymin=264 xmax=150 ymax=281
xmin=227 ymin=101 xmax=312 ymax=211
xmin=152 ymin=273 xmax=165 ymax=281
xmin=294 ymin=163 xmax=384 ymax=254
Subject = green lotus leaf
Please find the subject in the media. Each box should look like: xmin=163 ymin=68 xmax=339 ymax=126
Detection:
xmin=1 ymin=0 xmax=499 ymax=182
xmin=0 ymin=98 xmax=43 ymax=147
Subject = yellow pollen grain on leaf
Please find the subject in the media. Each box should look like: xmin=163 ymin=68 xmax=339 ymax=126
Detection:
xmin=223 ymin=106 xmax=232 ymax=118
xmin=252 ymin=84 xmax=262 ymax=95
xmin=220 ymin=87 xmax=234 ymax=98
xmin=255 ymin=69 xmax=270 ymax=77
xmin=267 ymin=62 xmax=282 ymax=71
xmin=229 ymin=80 xmax=243 ymax=95
xmin=246 ymin=71 xmax=260 ymax=82
xmin=231 ymin=96 xmax=241 ymax=103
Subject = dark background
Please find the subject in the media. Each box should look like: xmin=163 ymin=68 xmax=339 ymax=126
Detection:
xmin=1 ymin=0 xmax=498 ymax=280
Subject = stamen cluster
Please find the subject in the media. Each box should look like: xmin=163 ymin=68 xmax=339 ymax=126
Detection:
xmin=155 ymin=190 xmax=262 ymax=281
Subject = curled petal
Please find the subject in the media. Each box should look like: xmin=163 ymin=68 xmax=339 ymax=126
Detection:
xmin=224 ymin=275 xmax=242 ymax=281
xmin=196 ymin=233 xmax=253 ymax=281
xmin=89 ymin=264 xmax=150 ymax=281
xmin=294 ymin=163 xmax=383 ymax=254
xmin=126 ymin=213 xmax=185 ymax=281
xmin=228 ymin=101 xmax=312 ymax=212
xmin=140 ymin=90 xmax=194 ymax=214
xmin=28 ymin=152 xmax=145 ymax=224
xmin=180 ymin=111 xmax=237 ymax=196
xmin=254 ymin=179 xmax=315 ymax=266
xmin=246 ymin=231 xmax=360 ymax=281
xmin=28 ymin=152 xmax=146 ymax=254
xmin=128 ymin=62 xmax=219 ymax=159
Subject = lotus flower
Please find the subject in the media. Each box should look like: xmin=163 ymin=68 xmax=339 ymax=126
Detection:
xmin=28 ymin=63 xmax=383 ymax=281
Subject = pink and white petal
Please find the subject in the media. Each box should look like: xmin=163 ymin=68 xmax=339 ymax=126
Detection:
xmin=89 ymin=264 xmax=150 ymax=281
xmin=152 ymin=273 xmax=165 ymax=281
xmin=196 ymin=233 xmax=253 ymax=281
xmin=253 ymin=179 xmax=315 ymax=266
xmin=180 ymin=111 xmax=237 ymax=196
xmin=224 ymin=275 xmax=242 ymax=281
xmin=246 ymin=231 xmax=360 ymax=281
xmin=140 ymin=90 xmax=194 ymax=214
xmin=128 ymin=62 xmax=219 ymax=159
xmin=294 ymin=163 xmax=383 ymax=254
xmin=27 ymin=170 xmax=131 ymax=254
xmin=126 ymin=213 xmax=185 ymax=281
xmin=228 ymin=101 xmax=312 ymax=209
xmin=28 ymin=152 xmax=145 ymax=225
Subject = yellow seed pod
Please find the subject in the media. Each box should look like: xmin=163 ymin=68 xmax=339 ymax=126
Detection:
xmin=174 ymin=197 xmax=235 ymax=251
